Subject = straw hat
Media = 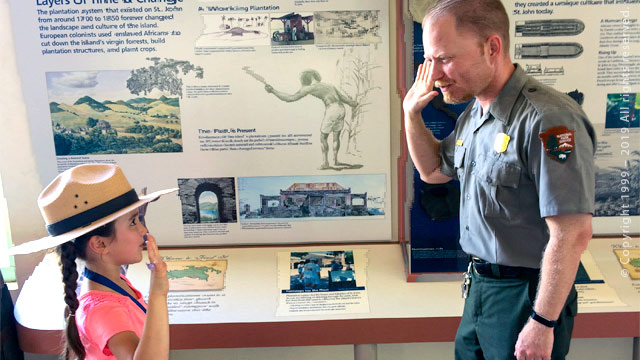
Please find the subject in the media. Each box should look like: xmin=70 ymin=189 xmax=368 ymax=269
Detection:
xmin=9 ymin=164 xmax=177 ymax=255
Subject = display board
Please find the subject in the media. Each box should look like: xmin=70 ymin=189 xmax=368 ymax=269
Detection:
xmin=7 ymin=0 xmax=393 ymax=247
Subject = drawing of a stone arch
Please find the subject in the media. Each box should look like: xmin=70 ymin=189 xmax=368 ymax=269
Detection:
xmin=178 ymin=177 xmax=237 ymax=224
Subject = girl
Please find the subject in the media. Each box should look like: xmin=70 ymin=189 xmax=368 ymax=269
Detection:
xmin=10 ymin=163 xmax=176 ymax=359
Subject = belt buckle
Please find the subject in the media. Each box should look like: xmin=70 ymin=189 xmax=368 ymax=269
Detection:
xmin=471 ymin=262 xmax=481 ymax=276
xmin=471 ymin=257 xmax=489 ymax=277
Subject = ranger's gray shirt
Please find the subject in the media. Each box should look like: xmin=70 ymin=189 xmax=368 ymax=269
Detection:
xmin=439 ymin=65 xmax=596 ymax=268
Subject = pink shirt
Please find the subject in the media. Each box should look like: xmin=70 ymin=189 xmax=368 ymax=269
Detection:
xmin=76 ymin=275 xmax=147 ymax=359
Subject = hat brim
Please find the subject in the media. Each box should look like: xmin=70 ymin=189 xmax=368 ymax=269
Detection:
xmin=9 ymin=188 xmax=178 ymax=255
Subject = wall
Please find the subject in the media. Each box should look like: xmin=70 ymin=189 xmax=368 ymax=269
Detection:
xmin=0 ymin=0 xmax=53 ymax=293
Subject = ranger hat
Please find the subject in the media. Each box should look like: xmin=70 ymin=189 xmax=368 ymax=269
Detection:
xmin=9 ymin=163 xmax=176 ymax=255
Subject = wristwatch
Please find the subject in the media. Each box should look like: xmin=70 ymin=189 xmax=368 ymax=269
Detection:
xmin=531 ymin=310 xmax=558 ymax=328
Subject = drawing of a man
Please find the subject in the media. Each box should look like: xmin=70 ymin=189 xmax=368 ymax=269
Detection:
xmin=265 ymin=69 xmax=358 ymax=170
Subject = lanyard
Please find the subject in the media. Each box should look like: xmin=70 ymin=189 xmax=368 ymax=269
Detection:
xmin=83 ymin=268 xmax=147 ymax=314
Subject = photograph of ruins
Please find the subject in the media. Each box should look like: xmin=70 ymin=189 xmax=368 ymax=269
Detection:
xmin=178 ymin=177 xmax=238 ymax=224
xmin=238 ymin=174 xmax=385 ymax=221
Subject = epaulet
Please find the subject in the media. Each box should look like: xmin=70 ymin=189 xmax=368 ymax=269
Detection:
xmin=521 ymin=78 xmax=577 ymax=116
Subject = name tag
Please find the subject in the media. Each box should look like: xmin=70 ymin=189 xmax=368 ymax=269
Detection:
xmin=494 ymin=133 xmax=510 ymax=153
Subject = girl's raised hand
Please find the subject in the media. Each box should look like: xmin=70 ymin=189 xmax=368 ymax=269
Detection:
xmin=145 ymin=233 xmax=169 ymax=298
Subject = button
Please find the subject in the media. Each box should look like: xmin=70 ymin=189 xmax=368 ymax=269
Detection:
xmin=528 ymin=88 xmax=537 ymax=93
xmin=471 ymin=161 xmax=476 ymax=167
xmin=486 ymin=177 xmax=492 ymax=184
xmin=465 ymin=225 xmax=470 ymax=231
xmin=466 ymin=194 xmax=471 ymax=200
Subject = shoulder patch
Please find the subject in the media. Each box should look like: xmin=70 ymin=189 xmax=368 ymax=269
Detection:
xmin=538 ymin=126 xmax=575 ymax=163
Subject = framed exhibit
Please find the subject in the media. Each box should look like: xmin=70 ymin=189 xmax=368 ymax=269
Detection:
xmin=7 ymin=0 xmax=394 ymax=247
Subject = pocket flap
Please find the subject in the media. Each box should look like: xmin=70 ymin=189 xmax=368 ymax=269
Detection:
xmin=490 ymin=163 xmax=521 ymax=188
xmin=454 ymin=146 xmax=466 ymax=168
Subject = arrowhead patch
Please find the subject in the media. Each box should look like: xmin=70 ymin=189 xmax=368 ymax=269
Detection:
xmin=538 ymin=126 xmax=575 ymax=163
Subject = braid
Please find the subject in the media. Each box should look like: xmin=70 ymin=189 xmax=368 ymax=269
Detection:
xmin=54 ymin=222 xmax=114 ymax=360
xmin=57 ymin=241 xmax=86 ymax=360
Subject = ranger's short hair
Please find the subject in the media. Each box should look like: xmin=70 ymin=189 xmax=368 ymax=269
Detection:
xmin=423 ymin=0 xmax=510 ymax=53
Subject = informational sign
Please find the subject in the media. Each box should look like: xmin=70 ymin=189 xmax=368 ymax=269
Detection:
xmin=575 ymin=250 xmax=626 ymax=308
xmin=582 ymin=237 xmax=640 ymax=309
xmin=7 ymin=0 xmax=392 ymax=246
xmin=276 ymin=249 xmax=370 ymax=316
xmin=125 ymin=251 xmax=231 ymax=325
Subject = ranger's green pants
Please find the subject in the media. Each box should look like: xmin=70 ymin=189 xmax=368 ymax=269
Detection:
xmin=454 ymin=266 xmax=578 ymax=360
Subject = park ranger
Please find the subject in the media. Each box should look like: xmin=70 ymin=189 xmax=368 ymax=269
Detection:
xmin=403 ymin=0 xmax=596 ymax=359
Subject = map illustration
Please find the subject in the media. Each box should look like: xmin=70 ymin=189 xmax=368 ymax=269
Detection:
xmin=166 ymin=259 xmax=228 ymax=291
xmin=614 ymin=249 xmax=640 ymax=280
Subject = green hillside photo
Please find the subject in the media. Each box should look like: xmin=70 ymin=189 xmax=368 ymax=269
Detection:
xmin=51 ymin=95 xmax=182 ymax=155
xmin=46 ymin=65 xmax=202 ymax=156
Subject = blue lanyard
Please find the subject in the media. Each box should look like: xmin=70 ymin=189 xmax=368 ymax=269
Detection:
xmin=83 ymin=268 xmax=147 ymax=314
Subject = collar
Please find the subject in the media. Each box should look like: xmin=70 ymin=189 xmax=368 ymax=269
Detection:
xmin=470 ymin=100 xmax=491 ymax=132
xmin=487 ymin=64 xmax=528 ymax=125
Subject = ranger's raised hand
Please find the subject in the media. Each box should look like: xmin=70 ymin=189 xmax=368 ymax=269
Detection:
xmin=403 ymin=61 xmax=439 ymax=118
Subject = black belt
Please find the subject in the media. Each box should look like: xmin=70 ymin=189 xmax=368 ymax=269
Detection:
xmin=471 ymin=257 xmax=539 ymax=279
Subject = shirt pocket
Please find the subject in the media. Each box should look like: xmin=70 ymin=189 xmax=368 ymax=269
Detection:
xmin=454 ymin=146 xmax=466 ymax=180
xmin=477 ymin=156 xmax=522 ymax=219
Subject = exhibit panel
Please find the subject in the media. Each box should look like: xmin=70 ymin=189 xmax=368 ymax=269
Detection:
xmin=7 ymin=0 xmax=393 ymax=248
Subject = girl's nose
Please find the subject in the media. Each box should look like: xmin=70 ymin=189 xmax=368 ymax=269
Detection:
xmin=137 ymin=219 xmax=148 ymax=235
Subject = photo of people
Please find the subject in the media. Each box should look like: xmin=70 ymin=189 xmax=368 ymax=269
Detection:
xmin=270 ymin=12 xmax=314 ymax=45
xmin=287 ymin=251 xmax=360 ymax=291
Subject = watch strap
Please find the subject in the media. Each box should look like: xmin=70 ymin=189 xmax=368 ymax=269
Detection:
xmin=531 ymin=310 xmax=558 ymax=328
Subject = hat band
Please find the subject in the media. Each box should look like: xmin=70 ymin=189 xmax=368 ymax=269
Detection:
xmin=46 ymin=189 xmax=139 ymax=236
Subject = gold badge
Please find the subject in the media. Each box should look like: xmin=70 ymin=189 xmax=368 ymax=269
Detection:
xmin=456 ymin=139 xmax=464 ymax=146
xmin=494 ymin=133 xmax=510 ymax=153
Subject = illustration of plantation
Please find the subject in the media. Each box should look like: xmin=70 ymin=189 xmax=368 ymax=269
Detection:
xmin=49 ymin=58 xmax=203 ymax=156
xmin=51 ymin=95 xmax=183 ymax=155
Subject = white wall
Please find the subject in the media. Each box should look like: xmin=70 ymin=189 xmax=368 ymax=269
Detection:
xmin=0 ymin=0 xmax=53 ymax=293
